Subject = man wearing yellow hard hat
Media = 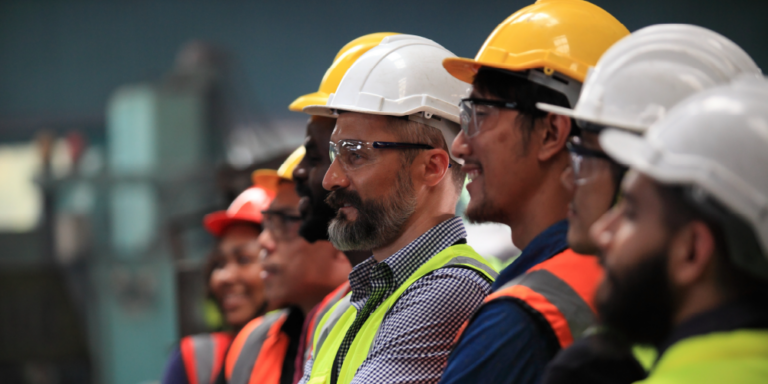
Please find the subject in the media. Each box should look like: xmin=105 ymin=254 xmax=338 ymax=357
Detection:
xmin=438 ymin=1 xmax=629 ymax=383
xmin=223 ymin=149 xmax=351 ymax=384
xmin=287 ymin=33 xmax=389 ymax=382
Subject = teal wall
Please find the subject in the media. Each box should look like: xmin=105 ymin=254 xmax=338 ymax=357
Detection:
xmin=1 ymin=0 xmax=767 ymax=122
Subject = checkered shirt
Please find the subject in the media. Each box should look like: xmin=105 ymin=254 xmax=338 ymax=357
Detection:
xmin=299 ymin=216 xmax=492 ymax=384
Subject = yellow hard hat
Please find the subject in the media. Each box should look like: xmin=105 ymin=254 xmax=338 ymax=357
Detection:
xmin=443 ymin=0 xmax=629 ymax=84
xmin=288 ymin=32 xmax=399 ymax=112
xmin=252 ymin=146 xmax=305 ymax=192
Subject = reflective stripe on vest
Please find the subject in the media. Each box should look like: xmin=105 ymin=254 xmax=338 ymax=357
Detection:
xmin=306 ymin=282 xmax=351 ymax=364
xmin=180 ymin=332 xmax=233 ymax=384
xmin=307 ymin=244 xmax=497 ymax=384
xmin=225 ymin=310 xmax=290 ymax=384
xmin=484 ymin=249 xmax=603 ymax=348
xmin=639 ymin=329 xmax=768 ymax=384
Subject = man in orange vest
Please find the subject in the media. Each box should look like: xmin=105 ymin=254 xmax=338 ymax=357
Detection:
xmin=223 ymin=158 xmax=351 ymax=384
xmin=438 ymin=1 xmax=628 ymax=383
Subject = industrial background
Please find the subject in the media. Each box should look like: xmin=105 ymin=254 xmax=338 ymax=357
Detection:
xmin=0 ymin=1 xmax=766 ymax=384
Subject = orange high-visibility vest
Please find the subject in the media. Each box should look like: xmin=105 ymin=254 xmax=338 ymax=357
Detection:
xmin=225 ymin=310 xmax=292 ymax=384
xmin=304 ymin=282 xmax=351 ymax=363
xmin=180 ymin=332 xmax=233 ymax=384
xmin=465 ymin=249 xmax=603 ymax=348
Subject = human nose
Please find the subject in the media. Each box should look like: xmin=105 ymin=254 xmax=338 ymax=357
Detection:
xmin=322 ymin=158 xmax=350 ymax=191
xmin=451 ymin=130 xmax=471 ymax=160
xmin=258 ymin=229 xmax=277 ymax=256
xmin=590 ymin=207 xmax=620 ymax=252
xmin=293 ymin=159 xmax=308 ymax=182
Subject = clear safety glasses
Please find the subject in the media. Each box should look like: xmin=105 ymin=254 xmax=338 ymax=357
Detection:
xmin=329 ymin=139 xmax=434 ymax=171
xmin=459 ymin=97 xmax=520 ymax=138
xmin=261 ymin=210 xmax=302 ymax=242
xmin=566 ymin=138 xmax=618 ymax=187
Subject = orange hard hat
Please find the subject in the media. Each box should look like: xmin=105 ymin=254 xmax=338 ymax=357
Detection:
xmin=203 ymin=186 xmax=276 ymax=237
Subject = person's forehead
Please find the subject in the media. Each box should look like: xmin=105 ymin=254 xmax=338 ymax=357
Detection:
xmin=623 ymin=171 xmax=661 ymax=208
xmin=331 ymin=113 xmax=398 ymax=141
xmin=271 ymin=182 xmax=300 ymax=210
xmin=306 ymin=117 xmax=335 ymax=146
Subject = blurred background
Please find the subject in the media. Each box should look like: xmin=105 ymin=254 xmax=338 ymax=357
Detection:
xmin=0 ymin=1 xmax=765 ymax=383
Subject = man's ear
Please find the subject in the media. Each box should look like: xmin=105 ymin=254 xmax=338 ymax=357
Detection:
xmin=668 ymin=221 xmax=717 ymax=287
xmin=537 ymin=113 xmax=571 ymax=162
xmin=420 ymin=149 xmax=450 ymax=187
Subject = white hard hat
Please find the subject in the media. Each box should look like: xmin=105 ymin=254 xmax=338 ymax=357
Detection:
xmin=600 ymin=77 xmax=768 ymax=276
xmin=303 ymin=34 xmax=471 ymax=163
xmin=538 ymin=24 xmax=762 ymax=133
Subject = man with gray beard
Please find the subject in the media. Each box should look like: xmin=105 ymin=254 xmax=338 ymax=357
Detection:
xmin=297 ymin=35 xmax=497 ymax=384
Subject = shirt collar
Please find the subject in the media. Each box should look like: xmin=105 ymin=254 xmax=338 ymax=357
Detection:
xmin=347 ymin=216 xmax=467 ymax=299
xmin=657 ymin=293 xmax=768 ymax=356
xmin=492 ymin=220 xmax=569 ymax=290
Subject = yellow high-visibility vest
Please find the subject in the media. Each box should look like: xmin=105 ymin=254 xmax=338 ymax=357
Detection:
xmin=307 ymin=244 xmax=497 ymax=384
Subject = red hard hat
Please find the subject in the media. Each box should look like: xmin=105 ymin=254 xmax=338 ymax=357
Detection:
xmin=203 ymin=186 xmax=275 ymax=237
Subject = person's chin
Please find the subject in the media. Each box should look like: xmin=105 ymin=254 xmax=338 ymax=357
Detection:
xmin=465 ymin=198 xmax=503 ymax=224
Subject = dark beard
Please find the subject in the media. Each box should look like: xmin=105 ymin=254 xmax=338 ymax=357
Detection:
xmin=325 ymin=173 xmax=416 ymax=251
xmin=597 ymin=249 xmax=675 ymax=346
xmin=296 ymin=182 xmax=336 ymax=243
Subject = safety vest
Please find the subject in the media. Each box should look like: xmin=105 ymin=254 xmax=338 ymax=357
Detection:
xmin=480 ymin=249 xmax=603 ymax=348
xmin=306 ymin=244 xmax=497 ymax=384
xmin=180 ymin=332 xmax=233 ymax=384
xmin=638 ymin=329 xmax=768 ymax=384
xmin=304 ymin=282 xmax=351 ymax=364
xmin=225 ymin=310 xmax=291 ymax=384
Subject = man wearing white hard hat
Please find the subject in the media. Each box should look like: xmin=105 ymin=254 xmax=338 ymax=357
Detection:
xmin=589 ymin=78 xmax=768 ymax=383
xmin=298 ymin=35 xmax=497 ymax=384
xmin=535 ymin=24 xmax=762 ymax=384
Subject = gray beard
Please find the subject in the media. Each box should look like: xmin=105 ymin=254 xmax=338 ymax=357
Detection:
xmin=328 ymin=173 xmax=416 ymax=251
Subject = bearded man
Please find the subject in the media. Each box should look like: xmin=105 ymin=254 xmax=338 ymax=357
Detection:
xmin=297 ymin=34 xmax=497 ymax=384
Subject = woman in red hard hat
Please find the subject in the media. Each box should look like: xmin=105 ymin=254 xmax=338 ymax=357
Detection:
xmin=162 ymin=185 xmax=275 ymax=384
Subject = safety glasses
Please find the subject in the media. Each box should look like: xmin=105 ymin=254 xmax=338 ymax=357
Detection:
xmin=329 ymin=139 xmax=434 ymax=171
xmin=261 ymin=210 xmax=302 ymax=242
xmin=459 ymin=97 xmax=521 ymax=138
xmin=566 ymin=139 xmax=617 ymax=186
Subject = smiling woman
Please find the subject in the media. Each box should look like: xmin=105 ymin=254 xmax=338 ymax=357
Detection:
xmin=161 ymin=186 xmax=274 ymax=384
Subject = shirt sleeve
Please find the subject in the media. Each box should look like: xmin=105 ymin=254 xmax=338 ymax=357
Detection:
xmin=161 ymin=346 xmax=190 ymax=384
xmin=351 ymin=268 xmax=491 ymax=384
xmin=438 ymin=300 xmax=557 ymax=384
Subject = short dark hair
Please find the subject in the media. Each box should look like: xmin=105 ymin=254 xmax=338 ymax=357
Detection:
xmin=656 ymin=183 xmax=768 ymax=296
xmin=472 ymin=67 xmax=576 ymax=147
xmin=389 ymin=117 xmax=466 ymax=193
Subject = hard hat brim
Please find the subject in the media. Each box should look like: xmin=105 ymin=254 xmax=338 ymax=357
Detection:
xmin=442 ymin=57 xmax=482 ymax=84
xmin=252 ymin=169 xmax=280 ymax=193
xmin=536 ymin=102 xmax=577 ymax=118
xmin=537 ymin=102 xmax=650 ymax=134
xmin=302 ymin=104 xmax=462 ymax=125
xmin=204 ymin=211 xmax=260 ymax=237
xmin=599 ymin=128 xmax=672 ymax=183
xmin=289 ymin=92 xmax=331 ymax=113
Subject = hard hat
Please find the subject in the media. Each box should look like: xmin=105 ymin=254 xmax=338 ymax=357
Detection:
xmin=204 ymin=186 xmax=275 ymax=237
xmin=599 ymin=77 xmax=768 ymax=277
xmin=304 ymin=34 xmax=471 ymax=163
xmin=538 ymin=24 xmax=762 ymax=133
xmin=288 ymin=33 xmax=399 ymax=112
xmin=443 ymin=0 xmax=629 ymax=106
xmin=252 ymin=146 xmax=305 ymax=192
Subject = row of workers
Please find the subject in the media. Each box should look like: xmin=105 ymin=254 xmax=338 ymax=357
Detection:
xmin=162 ymin=0 xmax=768 ymax=383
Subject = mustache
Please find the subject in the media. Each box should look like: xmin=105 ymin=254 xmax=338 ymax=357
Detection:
xmin=325 ymin=189 xmax=363 ymax=211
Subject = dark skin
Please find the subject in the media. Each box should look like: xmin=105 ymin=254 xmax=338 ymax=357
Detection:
xmin=293 ymin=115 xmax=371 ymax=266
